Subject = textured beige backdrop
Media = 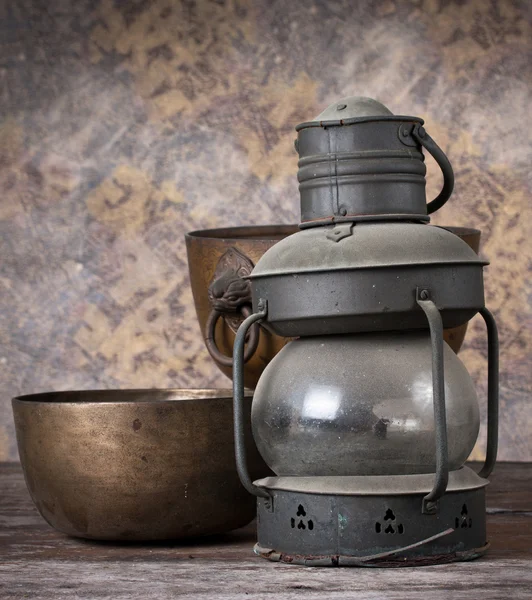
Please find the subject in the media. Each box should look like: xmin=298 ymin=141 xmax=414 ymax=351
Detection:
xmin=0 ymin=0 xmax=531 ymax=461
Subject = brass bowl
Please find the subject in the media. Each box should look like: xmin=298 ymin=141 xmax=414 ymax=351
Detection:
xmin=12 ymin=389 xmax=266 ymax=541
xmin=186 ymin=225 xmax=481 ymax=389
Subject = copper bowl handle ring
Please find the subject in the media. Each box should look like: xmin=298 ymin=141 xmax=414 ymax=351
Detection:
xmin=205 ymin=305 xmax=260 ymax=368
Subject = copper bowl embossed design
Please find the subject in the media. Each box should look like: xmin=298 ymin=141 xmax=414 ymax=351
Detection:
xmin=186 ymin=225 xmax=481 ymax=389
xmin=186 ymin=226 xmax=297 ymax=389
xmin=12 ymin=389 xmax=267 ymax=541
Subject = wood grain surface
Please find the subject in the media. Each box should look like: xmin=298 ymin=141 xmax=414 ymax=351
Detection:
xmin=0 ymin=462 xmax=531 ymax=599
xmin=1 ymin=0 xmax=531 ymax=461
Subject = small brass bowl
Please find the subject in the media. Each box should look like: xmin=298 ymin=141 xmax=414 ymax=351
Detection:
xmin=13 ymin=389 xmax=266 ymax=541
xmin=186 ymin=225 xmax=481 ymax=388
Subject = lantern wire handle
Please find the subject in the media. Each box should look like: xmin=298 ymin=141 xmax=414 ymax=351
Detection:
xmin=233 ymin=299 xmax=271 ymax=499
xmin=417 ymin=289 xmax=449 ymax=514
xmin=478 ymin=307 xmax=499 ymax=479
xmin=411 ymin=124 xmax=454 ymax=215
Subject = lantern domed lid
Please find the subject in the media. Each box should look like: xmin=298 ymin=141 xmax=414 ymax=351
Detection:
xmin=296 ymin=95 xmax=420 ymax=131
xmin=250 ymin=223 xmax=487 ymax=279
xmin=312 ymin=96 xmax=394 ymax=121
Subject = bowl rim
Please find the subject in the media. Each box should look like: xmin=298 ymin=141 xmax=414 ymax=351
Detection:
xmin=185 ymin=224 xmax=480 ymax=241
xmin=12 ymin=388 xmax=252 ymax=404
xmin=185 ymin=224 xmax=298 ymax=241
xmin=437 ymin=226 xmax=480 ymax=237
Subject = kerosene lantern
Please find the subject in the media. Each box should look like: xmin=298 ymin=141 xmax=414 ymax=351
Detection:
xmin=232 ymin=97 xmax=499 ymax=567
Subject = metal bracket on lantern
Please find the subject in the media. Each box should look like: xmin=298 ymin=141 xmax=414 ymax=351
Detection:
xmin=416 ymin=288 xmax=449 ymax=515
xmin=232 ymin=299 xmax=272 ymax=503
xmin=477 ymin=307 xmax=499 ymax=479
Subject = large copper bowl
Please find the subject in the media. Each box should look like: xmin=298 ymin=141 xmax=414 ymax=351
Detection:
xmin=186 ymin=225 xmax=480 ymax=389
xmin=13 ymin=389 xmax=267 ymax=541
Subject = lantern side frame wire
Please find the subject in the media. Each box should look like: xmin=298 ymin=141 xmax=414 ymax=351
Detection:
xmin=232 ymin=299 xmax=271 ymax=500
xmin=478 ymin=307 xmax=499 ymax=479
xmin=416 ymin=289 xmax=449 ymax=514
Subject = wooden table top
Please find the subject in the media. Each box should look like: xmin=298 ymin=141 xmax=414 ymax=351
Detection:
xmin=0 ymin=462 xmax=530 ymax=599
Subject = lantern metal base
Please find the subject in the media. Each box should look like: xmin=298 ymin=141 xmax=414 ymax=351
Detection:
xmin=254 ymin=469 xmax=489 ymax=568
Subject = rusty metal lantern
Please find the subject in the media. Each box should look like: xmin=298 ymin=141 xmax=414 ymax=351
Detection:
xmin=232 ymin=97 xmax=499 ymax=567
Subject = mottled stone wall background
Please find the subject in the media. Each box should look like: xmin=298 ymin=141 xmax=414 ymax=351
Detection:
xmin=1 ymin=0 xmax=530 ymax=461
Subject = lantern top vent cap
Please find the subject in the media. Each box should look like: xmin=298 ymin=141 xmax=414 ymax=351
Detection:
xmin=314 ymin=96 xmax=393 ymax=120
xmin=295 ymin=96 xmax=422 ymax=131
